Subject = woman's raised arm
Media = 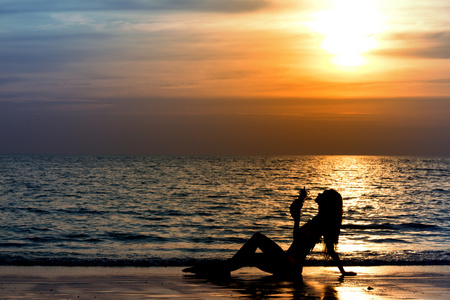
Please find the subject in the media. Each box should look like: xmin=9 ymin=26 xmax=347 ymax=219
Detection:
xmin=289 ymin=188 xmax=308 ymax=234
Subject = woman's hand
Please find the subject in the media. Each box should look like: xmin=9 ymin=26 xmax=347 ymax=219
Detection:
xmin=298 ymin=187 xmax=308 ymax=201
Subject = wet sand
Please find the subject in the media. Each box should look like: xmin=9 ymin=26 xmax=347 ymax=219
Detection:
xmin=0 ymin=265 xmax=449 ymax=299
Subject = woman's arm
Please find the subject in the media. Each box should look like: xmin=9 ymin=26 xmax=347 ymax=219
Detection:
xmin=327 ymin=244 xmax=357 ymax=276
xmin=290 ymin=188 xmax=308 ymax=235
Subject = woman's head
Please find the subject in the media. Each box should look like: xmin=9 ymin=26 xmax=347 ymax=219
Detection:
xmin=315 ymin=189 xmax=343 ymax=254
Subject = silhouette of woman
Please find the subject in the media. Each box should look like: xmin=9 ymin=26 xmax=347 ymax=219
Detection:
xmin=184 ymin=188 xmax=356 ymax=278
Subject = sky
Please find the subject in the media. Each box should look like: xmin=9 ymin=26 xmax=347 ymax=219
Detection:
xmin=1 ymin=0 xmax=449 ymax=155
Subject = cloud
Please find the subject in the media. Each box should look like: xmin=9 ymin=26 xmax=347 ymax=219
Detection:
xmin=1 ymin=0 xmax=270 ymax=14
xmin=377 ymin=31 xmax=450 ymax=59
xmin=0 ymin=31 xmax=111 ymax=75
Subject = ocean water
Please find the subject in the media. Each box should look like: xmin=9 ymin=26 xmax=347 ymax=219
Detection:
xmin=0 ymin=155 xmax=448 ymax=267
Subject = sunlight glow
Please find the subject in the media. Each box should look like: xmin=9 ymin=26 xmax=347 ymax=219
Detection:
xmin=308 ymin=0 xmax=384 ymax=67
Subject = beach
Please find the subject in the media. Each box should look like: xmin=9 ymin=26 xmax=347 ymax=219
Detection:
xmin=0 ymin=266 xmax=449 ymax=299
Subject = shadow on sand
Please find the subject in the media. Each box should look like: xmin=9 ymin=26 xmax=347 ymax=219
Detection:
xmin=183 ymin=272 xmax=344 ymax=299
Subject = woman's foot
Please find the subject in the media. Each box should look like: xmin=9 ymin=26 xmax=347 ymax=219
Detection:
xmin=183 ymin=261 xmax=231 ymax=278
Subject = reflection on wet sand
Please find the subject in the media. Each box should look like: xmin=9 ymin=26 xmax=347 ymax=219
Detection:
xmin=184 ymin=272 xmax=343 ymax=299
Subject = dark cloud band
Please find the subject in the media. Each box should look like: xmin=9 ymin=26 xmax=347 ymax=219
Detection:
xmin=1 ymin=0 xmax=269 ymax=14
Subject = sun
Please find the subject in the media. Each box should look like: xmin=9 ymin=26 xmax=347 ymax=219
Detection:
xmin=307 ymin=0 xmax=384 ymax=67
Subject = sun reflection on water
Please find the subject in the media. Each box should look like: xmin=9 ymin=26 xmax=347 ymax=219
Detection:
xmin=287 ymin=155 xmax=437 ymax=258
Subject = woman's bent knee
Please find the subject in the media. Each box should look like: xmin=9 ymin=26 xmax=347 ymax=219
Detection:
xmin=252 ymin=232 xmax=267 ymax=240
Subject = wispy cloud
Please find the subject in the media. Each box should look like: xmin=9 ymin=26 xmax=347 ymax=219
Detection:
xmin=377 ymin=31 xmax=450 ymax=59
xmin=0 ymin=31 xmax=111 ymax=74
xmin=1 ymin=0 xmax=270 ymax=14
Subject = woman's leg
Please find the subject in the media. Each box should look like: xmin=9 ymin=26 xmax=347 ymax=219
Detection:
xmin=227 ymin=232 xmax=292 ymax=275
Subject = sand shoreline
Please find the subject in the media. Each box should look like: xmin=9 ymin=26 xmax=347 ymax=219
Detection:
xmin=0 ymin=265 xmax=449 ymax=299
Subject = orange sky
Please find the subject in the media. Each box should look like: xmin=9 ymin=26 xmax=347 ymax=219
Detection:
xmin=1 ymin=0 xmax=449 ymax=154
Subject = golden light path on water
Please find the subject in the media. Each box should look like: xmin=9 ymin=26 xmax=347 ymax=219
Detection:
xmin=307 ymin=0 xmax=384 ymax=68
xmin=272 ymin=156 xmax=400 ymax=254
xmin=334 ymin=157 xmax=378 ymax=253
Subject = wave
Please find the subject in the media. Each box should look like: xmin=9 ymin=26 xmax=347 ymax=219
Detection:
xmin=105 ymin=232 xmax=168 ymax=242
xmin=342 ymin=223 xmax=439 ymax=230
xmin=368 ymin=238 xmax=411 ymax=244
xmin=0 ymin=251 xmax=448 ymax=267
xmin=342 ymin=224 xmax=392 ymax=230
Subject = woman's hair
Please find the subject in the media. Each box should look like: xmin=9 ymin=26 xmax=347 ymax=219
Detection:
xmin=318 ymin=189 xmax=343 ymax=256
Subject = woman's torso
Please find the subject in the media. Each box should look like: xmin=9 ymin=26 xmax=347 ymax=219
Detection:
xmin=286 ymin=216 xmax=324 ymax=262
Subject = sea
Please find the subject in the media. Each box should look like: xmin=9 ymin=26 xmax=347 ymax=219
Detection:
xmin=0 ymin=155 xmax=448 ymax=267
